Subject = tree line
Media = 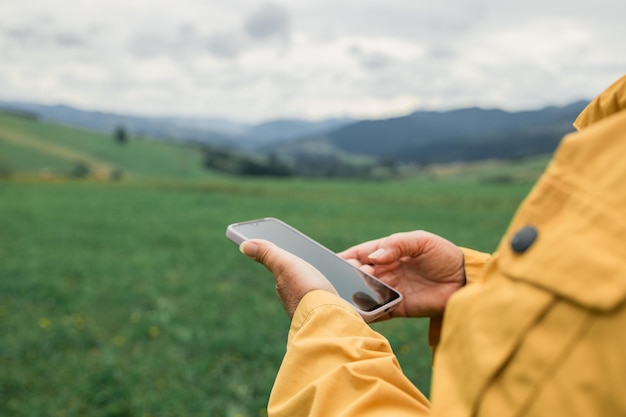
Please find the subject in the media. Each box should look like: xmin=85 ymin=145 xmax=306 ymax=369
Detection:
xmin=201 ymin=145 xmax=398 ymax=179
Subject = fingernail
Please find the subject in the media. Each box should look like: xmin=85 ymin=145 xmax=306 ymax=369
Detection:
xmin=369 ymin=248 xmax=386 ymax=259
xmin=240 ymin=241 xmax=258 ymax=259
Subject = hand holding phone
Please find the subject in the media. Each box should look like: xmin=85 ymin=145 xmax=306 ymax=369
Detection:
xmin=226 ymin=218 xmax=402 ymax=322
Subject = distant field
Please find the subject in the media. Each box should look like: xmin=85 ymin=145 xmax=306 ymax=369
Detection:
xmin=0 ymin=112 xmax=546 ymax=416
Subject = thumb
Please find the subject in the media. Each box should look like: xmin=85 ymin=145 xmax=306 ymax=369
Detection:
xmin=240 ymin=239 xmax=305 ymax=275
xmin=240 ymin=239 xmax=337 ymax=317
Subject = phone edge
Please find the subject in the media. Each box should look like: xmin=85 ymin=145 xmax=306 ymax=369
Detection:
xmin=224 ymin=217 xmax=403 ymax=322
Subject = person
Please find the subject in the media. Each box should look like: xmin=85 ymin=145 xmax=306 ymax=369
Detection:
xmin=239 ymin=75 xmax=626 ymax=417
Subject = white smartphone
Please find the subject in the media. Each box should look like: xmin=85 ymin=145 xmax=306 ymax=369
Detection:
xmin=226 ymin=217 xmax=402 ymax=322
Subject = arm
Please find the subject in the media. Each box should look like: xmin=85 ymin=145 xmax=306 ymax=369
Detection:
xmin=239 ymin=235 xmax=486 ymax=416
xmin=240 ymin=240 xmax=431 ymax=417
xmin=269 ymin=290 xmax=430 ymax=417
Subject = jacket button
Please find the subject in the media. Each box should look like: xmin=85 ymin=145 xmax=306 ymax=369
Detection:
xmin=511 ymin=226 xmax=538 ymax=253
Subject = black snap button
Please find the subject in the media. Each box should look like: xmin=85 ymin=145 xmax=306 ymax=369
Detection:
xmin=511 ymin=226 xmax=538 ymax=254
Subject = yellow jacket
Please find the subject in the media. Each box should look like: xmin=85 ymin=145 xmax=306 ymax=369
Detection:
xmin=267 ymin=75 xmax=626 ymax=417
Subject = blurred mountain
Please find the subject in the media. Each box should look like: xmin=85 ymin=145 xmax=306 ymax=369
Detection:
xmin=270 ymin=101 xmax=589 ymax=164
xmin=241 ymin=118 xmax=354 ymax=146
xmin=0 ymin=99 xmax=588 ymax=164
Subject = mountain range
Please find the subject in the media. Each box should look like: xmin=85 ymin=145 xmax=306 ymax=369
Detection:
xmin=278 ymin=101 xmax=588 ymax=164
xmin=0 ymin=99 xmax=588 ymax=164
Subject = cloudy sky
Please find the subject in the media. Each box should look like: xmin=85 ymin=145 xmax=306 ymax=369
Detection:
xmin=1 ymin=0 xmax=624 ymax=122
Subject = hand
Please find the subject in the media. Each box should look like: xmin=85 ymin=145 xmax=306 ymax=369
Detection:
xmin=240 ymin=239 xmax=338 ymax=318
xmin=340 ymin=231 xmax=465 ymax=319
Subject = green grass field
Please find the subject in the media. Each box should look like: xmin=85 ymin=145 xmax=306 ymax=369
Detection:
xmin=0 ymin=113 xmax=546 ymax=416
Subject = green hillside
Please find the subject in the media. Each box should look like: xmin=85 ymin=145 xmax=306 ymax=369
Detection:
xmin=0 ymin=112 xmax=218 ymax=181
xmin=0 ymin=111 xmax=552 ymax=184
xmin=0 ymin=110 xmax=548 ymax=416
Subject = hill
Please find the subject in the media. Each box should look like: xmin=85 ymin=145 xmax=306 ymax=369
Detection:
xmin=238 ymin=117 xmax=354 ymax=148
xmin=271 ymin=101 xmax=588 ymax=164
xmin=0 ymin=100 xmax=354 ymax=149
xmin=0 ymin=111 xmax=219 ymax=181
xmin=1 ymin=98 xmax=589 ymax=167
xmin=0 ymin=101 xmax=239 ymax=146
xmin=2 ymin=110 xmax=557 ymax=183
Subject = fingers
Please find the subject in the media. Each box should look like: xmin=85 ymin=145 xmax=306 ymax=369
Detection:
xmin=339 ymin=239 xmax=382 ymax=264
xmin=340 ymin=231 xmax=435 ymax=265
xmin=367 ymin=231 xmax=434 ymax=264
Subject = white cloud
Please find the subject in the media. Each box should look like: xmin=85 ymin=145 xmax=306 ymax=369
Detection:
xmin=0 ymin=0 xmax=624 ymax=122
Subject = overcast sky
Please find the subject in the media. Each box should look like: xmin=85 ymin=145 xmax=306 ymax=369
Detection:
xmin=1 ymin=0 xmax=624 ymax=122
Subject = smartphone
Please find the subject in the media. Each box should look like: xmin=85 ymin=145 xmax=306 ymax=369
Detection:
xmin=226 ymin=217 xmax=402 ymax=322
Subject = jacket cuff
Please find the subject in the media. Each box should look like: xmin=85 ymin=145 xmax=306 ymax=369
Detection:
xmin=288 ymin=290 xmax=362 ymax=344
xmin=429 ymin=248 xmax=491 ymax=355
xmin=460 ymin=247 xmax=492 ymax=285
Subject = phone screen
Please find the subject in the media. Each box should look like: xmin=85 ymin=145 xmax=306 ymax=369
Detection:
xmin=227 ymin=218 xmax=401 ymax=314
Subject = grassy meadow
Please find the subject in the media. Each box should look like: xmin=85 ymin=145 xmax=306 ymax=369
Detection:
xmin=0 ymin=112 xmax=547 ymax=416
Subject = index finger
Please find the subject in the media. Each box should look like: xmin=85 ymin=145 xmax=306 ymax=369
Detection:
xmin=338 ymin=238 xmax=383 ymax=264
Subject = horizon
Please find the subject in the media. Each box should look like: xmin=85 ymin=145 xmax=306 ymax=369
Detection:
xmin=0 ymin=95 xmax=592 ymax=126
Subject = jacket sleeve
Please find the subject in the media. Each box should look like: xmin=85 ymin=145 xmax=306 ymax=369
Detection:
xmin=428 ymin=247 xmax=491 ymax=353
xmin=267 ymin=290 xmax=431 ymax=417
xmin=461 ymin=247 xmax=492 ymax=285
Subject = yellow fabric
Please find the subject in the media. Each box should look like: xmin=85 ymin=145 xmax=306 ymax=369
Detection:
xmin=269 ymin=290 xmax=431 ymax=417
xmin=428 ymin=248 xmax=491 ymax=352
xmin=461 ymin=247 xmax=492 ymax=285
xmin=268 ymin=76 xmax=626 ymax=417
xmin=574 ymin=75 xmax=626 ymax=130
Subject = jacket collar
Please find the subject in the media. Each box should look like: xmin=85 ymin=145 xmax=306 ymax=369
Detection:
xmin=574 ymin=75 xmax=626 ymax=130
